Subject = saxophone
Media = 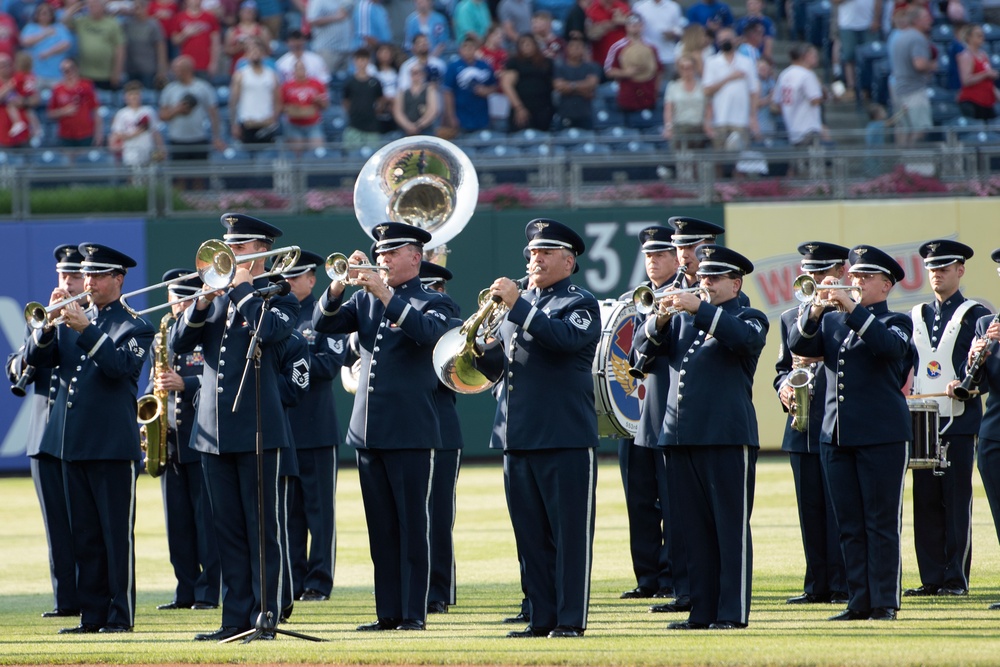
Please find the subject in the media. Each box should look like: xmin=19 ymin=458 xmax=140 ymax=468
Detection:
xmin=137 ymin=313 xmax=173 ymax=477
xmin=786 ymin=356 xmax=815 ymax=433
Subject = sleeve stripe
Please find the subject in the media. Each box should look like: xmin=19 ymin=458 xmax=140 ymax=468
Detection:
xmin=796 ymin=318 xmax=816 ymax=338
xmin=236 ymin=292 xmax=254 ymax=311
xmin=707 ymin=308 xmax=722 ymax=336
xmin=184 ymin=311 xmax=205 ymax=327
xmin=397 ymin=303 xmax=412 ymax=326
xmin=523 ymin=305 xmax=538 ymax=330
xmin=33 ymin=329 xmax=53 ymax=347
xmin=645 ymin=316 xmax=661 ymax=344
xmin=857 ymin=312 xmax=875 ymax=337
xmin=87 ymin=333 xmax=109 ymax=357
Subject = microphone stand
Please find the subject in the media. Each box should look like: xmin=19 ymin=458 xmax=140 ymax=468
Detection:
xmin=223 ymin=290 xmax=324 ymax=644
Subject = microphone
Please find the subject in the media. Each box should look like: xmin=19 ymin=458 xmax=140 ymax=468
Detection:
xmin=253 ymin=281 xmax=291 ymax=298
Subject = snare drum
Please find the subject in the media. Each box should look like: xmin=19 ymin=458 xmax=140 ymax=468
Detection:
xmin=593 ymin=299 xmax=642 ymax=438
xmin=907 ymin=398 xmax=940 ymax=470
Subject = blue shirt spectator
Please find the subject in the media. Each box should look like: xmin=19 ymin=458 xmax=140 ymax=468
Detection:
xmin=946 ymin=37 xmax=965 ymax=90
xmin=20 ymin=3 xmax=75 ymax=87
xmin=352 ymin=0 xmax=392 ymax=49
xmin=686 ymin=0 xmax=732 ymax=31
xmin=404 ymin=0 xmax=452 ymax=55
xmin=443 ymin=38 xmax=497 ymax=131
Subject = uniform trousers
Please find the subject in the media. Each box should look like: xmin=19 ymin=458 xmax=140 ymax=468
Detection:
xmin=64 ymin=459 xmax=139 ymax=628
xmin=820 ymin=441 xmax=907 ymax=611
xmin=789 ymin=452 xmax=845 ymax=596
xmin=278 ymin=474 xmax=296 ymax=616
xmin=287 ymin=447 xmax=338 ymax=598
xmin=504 ymin=448 xmax=597 ymax=631
xmin=356 ymin=448 xmax=435 ymax=622
xmin=428 ymin=449 xmax=461 ymax=606
xmin=502 ymin=456 xmax=530 ymax=619
xmin=911 ymin=433 xmax=975 ymax=590
xmin=668 ymin=445 xmax=755 ymax=626
xmin=977 ymin=438 xmax=1000 ymax=554
xmin=30 ymin=454 xmax=78 ymax=612
xmin=161 ymin=458 xmax=220 ymax=606
xmin=201 ymin=450 xmax=283 ymax=629
xmin=618 ymin=439 xmax=675 ymax=593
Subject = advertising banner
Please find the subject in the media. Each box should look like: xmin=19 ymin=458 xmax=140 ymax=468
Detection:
xmin=0 ymin=219 xmax=147 ymax=472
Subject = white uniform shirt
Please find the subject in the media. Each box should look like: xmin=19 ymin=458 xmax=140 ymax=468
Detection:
xmin=702 ymin=51 xmax=759 ymax=127
xmin=632 ymin=0 xmax=686 ymax=65
xmin=775 ymin=63 xmax=823 ymax=144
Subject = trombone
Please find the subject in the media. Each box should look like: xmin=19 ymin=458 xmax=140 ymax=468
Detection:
xmin=120 ymin=239 xmax=300 ymax=317
xmin=632 ymin=284 xmax=709 ymax=316
xmin=325 ymin=252 xmax=390 ymax=284
xmin=792 ymin=274 xmax=861 ymax=310
xmin=24 ymin=290 xmax=93 ymax=330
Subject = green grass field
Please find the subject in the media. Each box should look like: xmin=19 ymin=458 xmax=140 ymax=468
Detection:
xmin=3 ymin=457 xmax=1000 ymax=666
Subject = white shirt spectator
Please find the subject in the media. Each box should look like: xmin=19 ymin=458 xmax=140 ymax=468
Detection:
xmin=838 ymin=0 xmax=876 ymax=31
xmin=398 ymin=55 xmax=447 ymax=91
xmin=236 ymin=65 xmax=280 ymax=124
xmin=703 ymin=50 xmax=759 ymax=127
xmin=111 ymin=104 xmax=158 ymax=165
xmin=632 ymin=0 xmax=686 ymax=65
xmin=775 ymin=62 xmax=823 ymax=144
xmin=276 ymin=50 xmax=332 ymax=84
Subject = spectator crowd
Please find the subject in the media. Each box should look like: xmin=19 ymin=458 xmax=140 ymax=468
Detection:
xmin=0 ymin=0 xmax=993 ymax=176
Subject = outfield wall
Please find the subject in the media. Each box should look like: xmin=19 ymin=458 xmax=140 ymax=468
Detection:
xmin=0 ymin=199 xmax=993 ymax=471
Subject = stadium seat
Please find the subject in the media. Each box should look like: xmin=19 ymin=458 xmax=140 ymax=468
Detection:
xmin=210 ymin=146 xmax=252 ymax=163
xmin=0 ymin=150 xmax=25 ymax=166
xmin=931 ymin=100 xmax=961 ymax=124
xmin=931 ymin=24 xmax=953 ymax=43
xmin=510 ymin=128 xmax=550 ymax=143
xmin=33 ymin=150 xmax=70 ymax=167
xmin=942 ymin=115 xmax=986 ymax=140
xmin=569 ymin=141 xmax=611 ymax=155
xmin=557 ymin=127 xmax=595 ymax=141
xmin=599 ymin=126 xmax=640 ymax=140
xmin=74 ymin=149 xmax=116 ymax=166
xmin=524 ymin=142 xmax=566 ymax=157
xmin=478 ymin=143 xmax=523 ymax=158
xmin=594 ymin=109 xmax=625 ymax=130
xmin=216 ymin=85 xmax=230 ymax=108
xmin=301 ymin=146 xmax=344 ymax=161
xmin=626 ymin=109 xmax=660 ymax=129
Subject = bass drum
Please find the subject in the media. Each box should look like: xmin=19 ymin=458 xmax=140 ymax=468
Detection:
xmin=593 ymin=299 xmax=642 ymax=438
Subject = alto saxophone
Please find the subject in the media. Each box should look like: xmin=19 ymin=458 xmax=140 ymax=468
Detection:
xmin=137 ymin=313 xmax=173 ymax=477
xmin=786 ymin=356 xmax=815 ymax=433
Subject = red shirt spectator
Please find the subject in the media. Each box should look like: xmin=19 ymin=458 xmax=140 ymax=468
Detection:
xmin=586 ymin=0 xmax=629 ymax=69
xmin=281 ymin=74 xmax=326 ymax=125
xmin=47 ymin=60 xmax=99 ymax=142
xmin=149 ymin=0 xmax=178 ymax=38
xmin=170 ymin=0 xmax=221 ymax=74
xmin=0 ymin=12 xmax=19 ymax=60
xmin=0 ymin=53 xmax=31 ymax=147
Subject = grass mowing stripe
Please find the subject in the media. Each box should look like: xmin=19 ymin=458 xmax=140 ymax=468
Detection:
xmin=2 ymin=457 xmax=1000 ymax=666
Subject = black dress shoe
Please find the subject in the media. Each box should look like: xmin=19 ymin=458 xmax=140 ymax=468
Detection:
xmin=427 ymin=601 xmax=449 ymax=614
xmin=870 ymin=607 xmax=897 ymax=621
xmin=190 ymin=602 xmax=218 ymax=610
xmin=709 ymin=621 xmax=747 ymax=630
xmin=830 ymin=591 xmax=849 ymax=604
xmin=828 ymin=609 xmax=870 ymax=621
xmin=157 ymin=601 xmax=194 ymax=610
xmin=620 ymin=586 xmax=655 ymax=599
xmin=667 ymin=620 xmax=709 ymax=630
xmin=194 ymin=626 xmax=245 ymax=641
xmin=903 ymin=584 xmax=940 ymax=597
xmin=937 ymin=587 xmax=968 ymax=596
xmin=548 ymin=626 xmax=584 ymax=638
xmin=989 ymin=602 xmax=1000 ymax=610
xmin=42 ymin=609 xmax=80 ymax=618
xmin=786 ymin=593 xmax=830 ymax=604
xmin=396 ymin=619 xmax=425 ymax=631
xmin=298 ymin=589 xmax=329 ymax=602
xmin=356 ymin=618 xmax=401 ymax=632
xmin=650 ymin=596 xmax=692 ymax=613
xmin=653 ymin=587 xmax=675 ymax=599
xmin=99 ymin=624 xmax=132 ymax=633
xmin=503 ymin=611 xmax=530 ymax=624
xmin=507 ymin=625 xmax=552 ymax=638
xmin=58 ymin=623 xmax=101 ymax=634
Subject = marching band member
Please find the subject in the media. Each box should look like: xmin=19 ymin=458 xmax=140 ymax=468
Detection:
xmin=5 ymin=245 xmax=84 ymax=619
xmin=26 ymin=243 xmax=155 ymax=634
xmin=634 ymin=245 xmax=767 ymax=630
xmin=906 ymin=240 xmax=988 ymax=598
xmin=480 ymin=219 xmax=600 ymax=639
xmin=667 ymin=216 xmax=724 ymax=290
xmin=620 ymin=226 xmax=688 ymax=609
xmin=775 ymin=242 xmax=849 ymax=605
xmin=154 ymin=270 xmax=220 ymax=612
xmin=281 ymin=250 xmax=347 ymax=605
xmin=312 ymin=222 xmax=458 ymax=632
xmin=788 ymin=245 xmax=912 ymax=622
xmin=419 ymin=260 xmax=465 ymax=615
xmin=172 ymin=214 xmax=300 ymax=642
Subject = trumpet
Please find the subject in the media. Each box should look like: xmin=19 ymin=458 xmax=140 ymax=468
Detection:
xmin=793 ymin=274 xmax=861 ymax=310
xmin=325 ymin=252 xmax=390 ymax=284
xmin=632 ymin=284 xmax=709 ymax=316
xmin=120 ymin=240 xmax=300 ymax=317
xmin=24 ymin=290 xmax=93 ymax=330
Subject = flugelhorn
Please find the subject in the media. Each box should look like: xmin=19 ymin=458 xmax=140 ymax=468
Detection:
xmin=24 ymin=290 xmax=93 ymax=329
xmin=432 ymin=271 xmax=536 ymax=394
xmin=120 ymin=240 xmax=300 ymax=317
xmin=793 ymin=274 xmax=861 ymax=310
xmin=632 ymin=284 xmax=709 ymax=316
xmin=325 ymin=252 xmax=389 ymax=284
